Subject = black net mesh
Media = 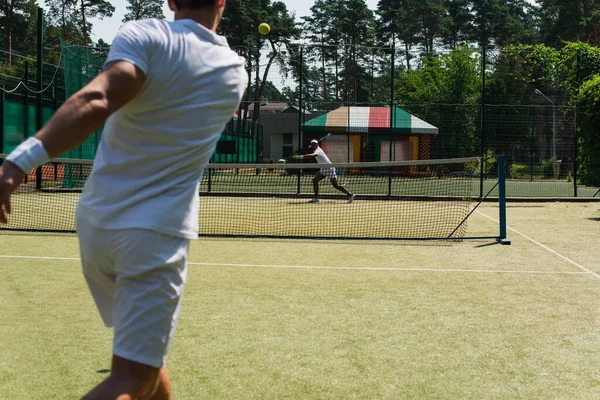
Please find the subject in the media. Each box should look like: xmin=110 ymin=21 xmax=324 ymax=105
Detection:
xmin=0 ymin=156 xmax=490 ymax=240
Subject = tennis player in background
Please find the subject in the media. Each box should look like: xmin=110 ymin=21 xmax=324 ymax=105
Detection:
xmin=295 ymin=139 xmax=355 ymax=203
xmin=0 ymin=0 xmax=247 ymax=398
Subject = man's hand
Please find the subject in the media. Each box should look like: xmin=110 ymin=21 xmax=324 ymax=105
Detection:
xmin=0 ymin=161 xmax=26 ymax=224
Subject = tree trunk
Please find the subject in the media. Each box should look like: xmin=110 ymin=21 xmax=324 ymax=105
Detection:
xmin=62 ymin=1 xmax=67 ymax=41
xmin=7 ymin=22 xmax=12 ymax=67
xmin=252 ymin=39 xmax=278 ymax=124
xmin=335 ymin=49 xmax=339 ymax=105
xmin=7 ymin=1 xmax=13 ymax=67
xmin=321 ymin=32 xmax=328 ymax=104
xmin=81 ymin=0 xmax=88 ymax=47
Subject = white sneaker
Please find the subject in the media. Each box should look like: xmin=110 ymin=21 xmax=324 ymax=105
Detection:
xmin=308 ymin=198 xmax=319 ymax=203
xmin=347 ymin=195 xmax=355 ymax=204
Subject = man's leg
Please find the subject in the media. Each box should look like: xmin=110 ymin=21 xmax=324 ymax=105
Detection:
xmin=82 ymin=355 xmax=169 ymax=400
xmin=330 ymin=177 xmax=353 ymax=196
xmin=149 ymin=366 xmax=172 ymax=400
xmin=78 ymin=223 xmax=188 ymax=400
xmin=311 ymin=173 xmax=325 ymax=202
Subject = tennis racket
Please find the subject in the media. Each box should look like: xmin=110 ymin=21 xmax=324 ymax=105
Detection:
xmin=319 ymin=133 xmax=331 ymax=141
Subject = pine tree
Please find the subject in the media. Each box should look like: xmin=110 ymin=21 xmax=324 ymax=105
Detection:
xmin=538 ymin=0 xmax=600 ymax=47
xmin=122 ymin=0 xmax=164 ymax=23
xmin=0 ymin=0 xmax=33 ymax=65
xmin=77 ymin=0 xmax=114 ymax=47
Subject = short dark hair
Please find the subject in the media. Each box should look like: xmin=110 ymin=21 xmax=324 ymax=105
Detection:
xmin=174 ymin=0 xmax=217 ymax=10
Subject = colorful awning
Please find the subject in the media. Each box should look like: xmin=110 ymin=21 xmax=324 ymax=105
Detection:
xmin=303 ymin=106 xmax=438 ymax=135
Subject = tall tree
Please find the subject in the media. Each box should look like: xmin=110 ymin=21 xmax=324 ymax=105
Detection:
xmin=442 ymin=0 xmax=471 ymax=49
xmin=302 ymin=0 xmax=335 ymax=105
xmin=469 ymin=0 xmax=537 ymax=48
xmin=377 ymin=0 xmax=419 ymax=70
xmin=219 ymin=0 xmax=300 ymax=121
xmin=412 ymin=0 xmax=446 ymax=54
xmin=538 ymin=0 xmax=600 ymax=47
xmin=77 ymin=0 xmax=114 ymax=47
xmin=0 ymin=0 xmax=33 ymax=66
xmin=45 ymin=0 xmax=80 ymax=44
xmin=122 ymin=0 xmax=164 ymax=22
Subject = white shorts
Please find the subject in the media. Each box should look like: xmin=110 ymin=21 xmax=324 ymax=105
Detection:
xmin=76 ymin=217 xmax=189 ymax=368
xmin=320 ymin=167 xmax=337 ymax=179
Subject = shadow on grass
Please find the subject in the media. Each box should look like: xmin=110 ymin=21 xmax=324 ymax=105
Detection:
xmin=96 ymin=369 xmax=110 ymax=374
xmin=588 ymin=217 xmax=600 ymax=222
xmin=473 ymin=241 xmax=502 ymax=248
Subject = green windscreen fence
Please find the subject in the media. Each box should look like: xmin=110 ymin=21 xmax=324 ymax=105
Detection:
xmin=2 ymin=42 xmax=262 ymax=165
xmin=2 ymin=101 xmax=54 ymax=153
xmin=59 ymin=40 xmax=107 ymax=160
xmin=212 ymin=119 xmax=263 ymax=163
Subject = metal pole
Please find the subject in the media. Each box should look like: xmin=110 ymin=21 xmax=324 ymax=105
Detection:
xmin=574 ymin=101 xmax=578 ymax=197
xmin=574 ymin=53 xmax=579 ymax=197
xmin=35 ymin=7 xmax=44 ymax=190
xmin=297 ymin=46 xmax=303 ymax=196
xmin=497 ymin=155 xmax=511 ymax=245
xmin=479 ymin=45 xmax=486 ymax=199
xmin=534 ymin=89 xmax=557 ymax=178
xmin=552 ymin=106 xmax=556 ymax=178
xmin=24 ymin=62 xmax=29 ymax=138
xmin=297 ymin=46 xmax=303 ymax=151
xmin=388 ymin=35 xmax=395 ymax=196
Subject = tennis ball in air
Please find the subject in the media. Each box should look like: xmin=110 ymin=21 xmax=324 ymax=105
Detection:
xmin=258 ymin=23 xmax=271 ymax=35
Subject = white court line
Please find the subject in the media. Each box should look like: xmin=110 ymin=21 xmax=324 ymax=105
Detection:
xmin=476 ymin=210 xmax=600 ymax=281
xmin=0 ymin=254 xmax=590 ymax=276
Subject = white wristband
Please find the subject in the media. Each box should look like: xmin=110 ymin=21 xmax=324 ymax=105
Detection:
xmin=6 ymin=137 xmax=51 ymax=173
xmin=300 ymin=155 xmax=304 ymax=159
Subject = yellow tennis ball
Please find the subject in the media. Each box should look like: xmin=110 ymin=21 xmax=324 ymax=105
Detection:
xmin=258 ymin=23 xmax=271 ymax=35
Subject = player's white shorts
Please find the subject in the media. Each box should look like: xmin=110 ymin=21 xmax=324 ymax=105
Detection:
xmin=320 ymin=167 xmax=337 ymax=179
xmin=76 ymin=217 xmax=189 ymax=368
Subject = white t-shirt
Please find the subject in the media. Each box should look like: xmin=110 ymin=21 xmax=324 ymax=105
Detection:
xmin=76 ymin=19 xmax=248 ymax=239
xmin=312 ymin=147 xmax=332 ymax=164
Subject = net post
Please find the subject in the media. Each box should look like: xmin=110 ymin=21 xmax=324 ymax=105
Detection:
xmin=497 ymin=155 xmax=511 ymax=245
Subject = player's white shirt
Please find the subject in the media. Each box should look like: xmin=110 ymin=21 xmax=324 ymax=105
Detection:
xmin=312 ymin=147 xmax=332 ymax=164
xmin=76 ymin=19 xmax=248 ymax=239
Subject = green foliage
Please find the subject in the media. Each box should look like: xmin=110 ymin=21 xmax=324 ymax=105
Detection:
xmin=576 ymin=75 xmax=600 ymax=186
xmin=538 ymin=0 xmax=600 ymax=48
xmin=510 ymin=162 xmax=526 ymax=179
xmin=541 ymin=157 xmax=556 ymax=178
xmin=559 ymin=42 xmax=600 ymax=104
xmin=122 ymin=0 xmax=164 ymax=22
xmin=482 ymin=149 xmax=497 ymax=175
xmin=395 ymin=46 xmax=480 ymax=158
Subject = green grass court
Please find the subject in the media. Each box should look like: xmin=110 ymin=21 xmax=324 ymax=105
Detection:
xmin=1 ymin=202 xmax=600 ymax=399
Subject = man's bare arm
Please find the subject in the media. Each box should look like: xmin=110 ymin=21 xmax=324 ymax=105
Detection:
xmin=0 ymin=61 xmax=145 ymax=223
xmin=294 ymin=153 xmax=316 ymax=160
xmin=37 ymin=61 xmax=145 ymax=158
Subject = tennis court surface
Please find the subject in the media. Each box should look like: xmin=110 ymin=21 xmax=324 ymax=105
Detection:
xmin=1 ymin=201 xmax=599 ymax=399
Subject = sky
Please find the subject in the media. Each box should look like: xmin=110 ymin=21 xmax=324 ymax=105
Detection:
xmin=45 ymin=0 xmax=380 ymax=44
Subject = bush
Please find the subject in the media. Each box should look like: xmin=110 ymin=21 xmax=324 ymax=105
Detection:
xmin=577 ymin=76 xmax=600 ymax=186
xmin=541 ymin=157 xmax=556 ymax=179
xmin=510 ymin=163 xmax=527 ymax=179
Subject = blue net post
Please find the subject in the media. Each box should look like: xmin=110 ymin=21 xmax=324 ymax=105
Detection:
xmin=497 ymin=155 xmax=511 ymax=245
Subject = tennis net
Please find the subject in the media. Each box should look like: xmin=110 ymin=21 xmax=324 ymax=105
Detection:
xmin=0 ymin=155 xmax=506 ymax=241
